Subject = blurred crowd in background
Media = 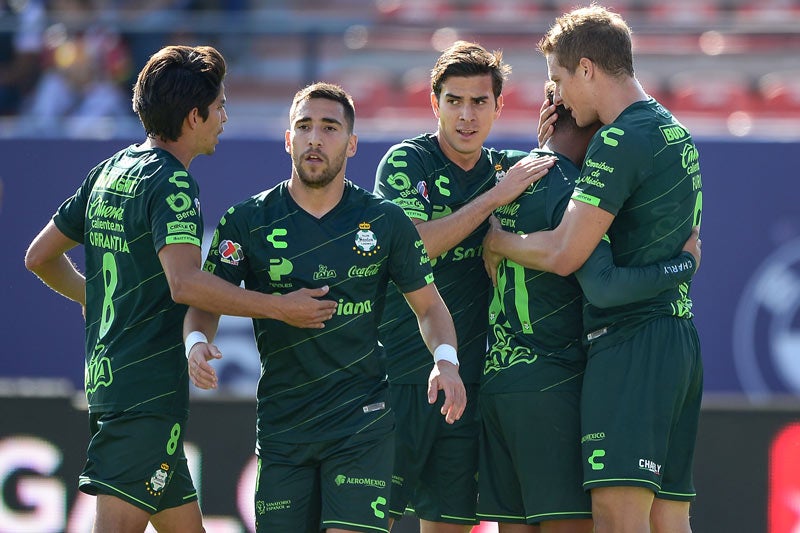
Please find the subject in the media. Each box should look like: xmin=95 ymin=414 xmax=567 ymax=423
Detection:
xmin=1 ymin=0 xmax=799 ymax=139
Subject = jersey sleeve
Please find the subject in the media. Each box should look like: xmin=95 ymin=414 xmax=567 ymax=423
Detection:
xmin=575 ymin=238 xmax=696 ymax=308
xmin=53 ymin=168 xmax=99 ymax=243
xmin=149 ymin=169 xmax=203 ymax=252
xmin=571 ymin=125 xmax=652 ymax=216
xmin=202 ymin=206 xmax=248 ymax=287
xmin=374 ymin=143 xmax=433 ymax=222
xmin=385 ymin=204 xmax=434 ymax=293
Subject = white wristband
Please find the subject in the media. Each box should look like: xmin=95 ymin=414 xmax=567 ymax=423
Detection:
xmin=433 ymin=344 xmax=459 ymax=366
xmin=185 ymin=331 xmax=208 ymax=359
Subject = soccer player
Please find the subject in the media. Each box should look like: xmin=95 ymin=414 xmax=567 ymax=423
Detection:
xmin=24 ymin=45 xmax=336 ymax=533
xmin=372 ymin=40 xmax=555 ymax=532
xmin=477 ymin=82 xmax=699 ymax=533
xmin=183 ymin=82 xmax=465 ymax=533
xmin=483 ymin=6 xmax=704 ymax=532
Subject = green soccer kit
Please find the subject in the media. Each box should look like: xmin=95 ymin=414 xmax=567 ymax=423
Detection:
xmin=572 ymin=98 xmax=703 ymax=347
xmin=478 ymin=146 xmax=697 ymax=523
xmin=202 ymin=180 xmax=433 ymax=446
xmin=374 ymin=133 xmax=528 ymax=386
xmin=54 ymin=143 xmax=202 ymax=511
xmin=572 ymin=98 xmax=704 ymax=499
xmin=54 ymin=144 xmax=202 ymax=417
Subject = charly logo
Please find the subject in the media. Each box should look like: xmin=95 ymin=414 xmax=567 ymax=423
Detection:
xmin=733 ymin=238 xmax=800 ymax=399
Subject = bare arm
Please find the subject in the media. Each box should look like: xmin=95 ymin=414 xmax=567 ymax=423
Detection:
xmin=403 ymin=283 xmax=465 ymax=424
xmin=483 ymin=200 xmax=613 ymax=281
xmin=416 ymin=155 xmax=555 ymax=258
xmin=159 ymin=243 xmax=337 ymax=328
xmin=25 ymin=220 xmax=86 ymax=308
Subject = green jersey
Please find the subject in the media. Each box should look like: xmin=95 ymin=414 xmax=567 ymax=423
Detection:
xmin=53 ymin=144 xmax=202 ymax=416
xmin=374 ymin=133 xmax=528 ymax=385
xmin=484 ymin=149 xmax=698 ymax=393
xmin=203 ymin=180 xmax=433 ymax=445
xmin=572 ymin=99 xmax=703 ymax=349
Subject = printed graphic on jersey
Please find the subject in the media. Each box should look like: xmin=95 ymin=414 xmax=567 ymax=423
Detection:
xmin=416 ymin=180 xmax=429 ymax=200
xmin=354 ymin=222 xmax=380 ymax=256
xmin=219 ymin=240 xmax=244 ymax=265
xmin=85 ymin=343 xmax=113 ymax=394
xmin=313 ymin=264 xmax=337 ymax=280
xmin=484 ymin=324 xmax=537 ymax=374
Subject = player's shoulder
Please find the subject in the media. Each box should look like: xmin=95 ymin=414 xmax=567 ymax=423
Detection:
xmin=347 ymin=181 xmax=410 ymax=218
xmin=382 ymin=133 xmax=439 ymax=159
xmin=226 ymin=182 xmax=285 ymax=218
xmin=613 ymin=98 xmax=693 ymax=147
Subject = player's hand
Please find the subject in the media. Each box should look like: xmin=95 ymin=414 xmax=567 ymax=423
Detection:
xmin=277 ymin=286 xmax=338 ymax=328
xmin=683 ymin=225 xmax=702 ymax=273
xmin=491 ymin=154 xmax=555 ymax=208
xmin=538 ymin=98 xmax=557 ymax=148
xmin=187 ymin=342 xmax=222 ymax=390
xmin=427 ymin=361 xmax=466 ymax=424
xmin=482 ymin=216 xmax=505 ymax=287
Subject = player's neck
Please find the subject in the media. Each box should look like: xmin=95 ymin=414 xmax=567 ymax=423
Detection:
xmin=287 ymin=175 xmax=345 ymax=219
xmin=597 ymin=77 xmax=649 ymax=124
xmin=142 ymin=137 xmax=193 ymax=170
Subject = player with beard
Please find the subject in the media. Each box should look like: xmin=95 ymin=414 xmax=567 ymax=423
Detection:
xmin=182 ymin=82 xmax=466 ymax=533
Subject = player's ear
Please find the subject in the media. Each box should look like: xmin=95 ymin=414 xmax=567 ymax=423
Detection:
xmin=430 ymin=92 xmax=440 ymax=118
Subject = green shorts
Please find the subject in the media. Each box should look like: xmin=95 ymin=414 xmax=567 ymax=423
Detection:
xmin=581 ymin=316 xmax=703 ymax=501
xmin=79 ymin=411 xmax=197 ymax=514
xmin=388 ymin=383 xmax=479 ymax=525
xmin=477 ymin=389 xmax=591 ymax=524
xmin=254 ymin=427 xmax=393 ymax=533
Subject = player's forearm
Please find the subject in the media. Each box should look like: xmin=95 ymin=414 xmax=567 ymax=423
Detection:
xmin=486 ymin=227 xmax=577 ymax=275
xmin=416 ymin=190 xmax=503 ymax=258
xmin=416 ymin=304 xmax=458 ymax=356
xmin=170 ymin=268 xmax=283 ymax=320
xmin=26 ymin=255 xmax=86 ymax=306
xmin=183 ymin=306 xmax=220 ymax=342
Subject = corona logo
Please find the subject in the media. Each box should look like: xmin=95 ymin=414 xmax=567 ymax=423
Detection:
xmin=359 ymin=222 xmax=371 ymax=230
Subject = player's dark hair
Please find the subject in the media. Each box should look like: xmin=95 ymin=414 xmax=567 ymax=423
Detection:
xmin=290 ymin=82 xmax=356 ymax=133
xmin=538 ymin=4 xmax=634 ymax=78
xmin=544 ymin=81 xmax=578 ymax=134
xmin=430 ymin=40 xmax=510 ymax=104
xmin=132 ymin=45 xmax=226 ymax=142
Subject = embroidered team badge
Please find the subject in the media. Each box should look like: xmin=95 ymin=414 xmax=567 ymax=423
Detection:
xmin=219 ymin=239 xmax=244 ymax=265
xmin=146 ymin=463 xmax=170 ymax=496
xmin=354 ymin=222 xmax=380 ymax=257
xmin=416 ymin=181 xmax=429 ymax=201
xmin=494 ymin=163 xmax=507 ymax=183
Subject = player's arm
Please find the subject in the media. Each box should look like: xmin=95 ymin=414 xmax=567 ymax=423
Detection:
xmin=402 ymin=283 xmax=465 ymax=424
xmin=25 ymin=220 xmax=86 ymax=309
xmin=414 ymin=155 xmax=556 ymax=258
xmin=575 ymin=227 xmax=700 ymax=308
xmin=183 ymin=305 xmax=223 ymax=390
xmin=483 ymin=199 xmax=613 ymax=284
xmin=158 ymin=243 xmax=336 ymax=328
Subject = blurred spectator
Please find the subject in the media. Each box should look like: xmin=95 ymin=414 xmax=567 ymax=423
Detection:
xmin=0 ymin=0 xmax=45 ymax=115
xmin=21 ymin=0 xmax=135 ymax=136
